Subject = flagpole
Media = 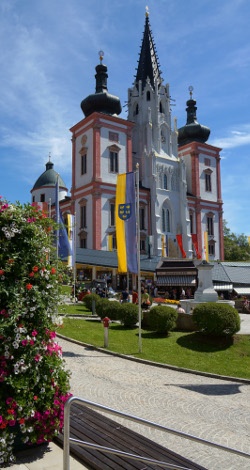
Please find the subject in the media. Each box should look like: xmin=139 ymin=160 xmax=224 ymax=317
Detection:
xmin=55 ymin=174 xmax=60 ymax=317
xmin=56 ymin=174 xmax=60 ymax=261
xmin=73 ymin=212 xmax=77 ymax=303
xmin=136 ymin=163 xmax=142 ymax=353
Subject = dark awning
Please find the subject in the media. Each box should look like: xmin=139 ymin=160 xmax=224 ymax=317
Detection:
xmin=157 ymin=275 xmax=196 ymax=286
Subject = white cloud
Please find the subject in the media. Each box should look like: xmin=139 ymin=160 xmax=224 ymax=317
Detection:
xmin=210 ymin=125 xmax=250 ymax=149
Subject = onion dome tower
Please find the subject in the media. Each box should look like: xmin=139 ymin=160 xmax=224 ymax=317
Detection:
xmin=31 ymin=157 xmax=68 ymax=204
xmin=81 ymin=51 xmax=122 ymax=117
xmin=178 ymin=86 xmax=210 ymax=146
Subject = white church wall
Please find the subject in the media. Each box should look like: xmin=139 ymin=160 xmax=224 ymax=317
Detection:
xmin=100 ymin=127 xmax=128 ymax=183
xmin=74 ymin=129 xmax=94 ymax=188
xmin=199 ymin=152 xmax=218 ymax=202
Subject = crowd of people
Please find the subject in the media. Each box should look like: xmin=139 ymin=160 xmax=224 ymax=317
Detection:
xmin=71 ymin=280 xmax=195 ymax=306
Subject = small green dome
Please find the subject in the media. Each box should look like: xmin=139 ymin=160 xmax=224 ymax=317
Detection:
xmin=32 ymin=161 xmax=66 ymax=190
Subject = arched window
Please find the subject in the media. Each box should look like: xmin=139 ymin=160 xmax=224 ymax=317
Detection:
xmin=206 ymin=212 xmax=214 ymax=236
xmin=79 ymin=199 xmax=87 ymax=229
xmin=133 ymin=103 xmax=139 ymax=116
xmin=139 ymin=205 xmax=146 ymax=230
xmin=109 ymin=145 xmax=120 ymax=173
xmin=163 ymin=174 xmax=168 ymax=190
xmin=109 ymin=200 xmax=115 ymax=227
xmin=81 ymin=153 xmax=87 ymax=175
xmin=79 ymin=230 xmax=87 ymax=249
xmin=146 ymin=91 xmax=150 ymax=101
xmin=204 ymin=169 xmax=212 ymax=192
xmin=189 ymin=211 xmax=194 ymax=234
xmin=79 ymin=138 xmax=88 ymax=175
xmin=162 ymin=207 xmax=170 ymax=233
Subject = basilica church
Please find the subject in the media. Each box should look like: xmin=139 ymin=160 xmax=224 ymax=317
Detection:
xmin=31 ymin=10 xmax=224 ymax=290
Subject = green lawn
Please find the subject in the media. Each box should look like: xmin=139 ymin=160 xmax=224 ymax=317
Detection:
xmin=58 ymin=302 xmax=90 ymax=315
xmin=58 ymin=316 xmax=250 ymax=380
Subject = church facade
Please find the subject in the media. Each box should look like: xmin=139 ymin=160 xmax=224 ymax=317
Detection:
xmin=31 ymin=11 xmax=224 ymax=286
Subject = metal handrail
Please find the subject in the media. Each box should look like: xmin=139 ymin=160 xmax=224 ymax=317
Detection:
xmin=63 ymin=395 xmax=250 ymax=470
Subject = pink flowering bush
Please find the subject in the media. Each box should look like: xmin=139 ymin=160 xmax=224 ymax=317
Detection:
xmin=0 ymin=199 xmax=71 ymax=465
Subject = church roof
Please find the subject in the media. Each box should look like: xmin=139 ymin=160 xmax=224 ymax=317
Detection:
xmin=81 ymin=52 xmax=122 ymax=117
xmin=178 ymin=87 xmax=210 ymax=146
xmin=32 ymin=160 xmax=67 ymax=190
xmin=135 ymin=9 xmax=162 ymax=91
xmin=75 ymin=248 xmax=160 ymax=273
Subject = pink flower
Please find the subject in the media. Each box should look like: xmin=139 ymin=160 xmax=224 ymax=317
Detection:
xmin=6 ymin=397 xmax=13 ymax=405
xmin=31 ymin=330 xmax=38 ymax=337
xmin=8 ymin=420 xmax=16 ymax=426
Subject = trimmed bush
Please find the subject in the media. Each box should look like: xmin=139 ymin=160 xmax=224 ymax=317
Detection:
xmin=83 ymin=293 xmax=101 ymax=311
xmin=147 ymin=305 xmax=178 ymax=334
xmin=118 ymin=303 xmax=138 ymax=327
xmin=192 ymin=302 xmax=240 ymax=336
xmin=95 ymin=298 xmax=121 ymax=320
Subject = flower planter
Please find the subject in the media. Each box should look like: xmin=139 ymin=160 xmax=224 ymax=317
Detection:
xmin=0 ymin=200 xmax=71 ymax=465
xmin=176 ymin=312 xmax=197 ymax=331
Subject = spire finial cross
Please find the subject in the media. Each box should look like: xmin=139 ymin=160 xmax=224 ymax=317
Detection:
xmin=99 ymin=50 xmax=104 ymax=64
xmin=188 ymin=85 xmax=194 ymax=99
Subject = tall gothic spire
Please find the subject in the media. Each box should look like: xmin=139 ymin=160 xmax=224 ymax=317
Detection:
xmin=135 ymin=7 xmax=162 ymax=91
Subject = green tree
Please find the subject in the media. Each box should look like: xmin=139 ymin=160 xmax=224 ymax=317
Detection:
xmin=223 ymin=220 xmax=250 ymax=261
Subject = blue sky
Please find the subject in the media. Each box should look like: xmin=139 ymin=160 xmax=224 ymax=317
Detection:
xmin=0 ymin=0 xmax=250 ymax=236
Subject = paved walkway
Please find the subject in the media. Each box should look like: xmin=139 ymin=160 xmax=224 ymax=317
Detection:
xmin=56 ymin=339 xmax=250 ymax=470
xmin=56 ymin=333 xmax=250 ymax=470
xmin=237 ymin=313 xmax=250 ymax=334
xmin=5 ymin=313 xmax=250 ymax=469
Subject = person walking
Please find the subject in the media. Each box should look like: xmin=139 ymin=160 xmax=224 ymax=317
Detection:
xmin=120 ymin=288 xmax=129 ymax=303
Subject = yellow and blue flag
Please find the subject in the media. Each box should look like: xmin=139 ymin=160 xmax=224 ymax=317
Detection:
xmin=67 ymin=214 xmax=75 ymax=267
xmin=55 ymin=178 xmax=71 ymax=260
xmin=115 ymin=172 xmax=137 ymax=274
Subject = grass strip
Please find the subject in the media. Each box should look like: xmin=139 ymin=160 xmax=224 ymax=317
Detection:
xmin=59 ymin=317 xmax=250 ymax=380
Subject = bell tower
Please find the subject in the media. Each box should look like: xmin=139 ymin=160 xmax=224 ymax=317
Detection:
xmin=128 ymin=8 xmax=191 ymax=258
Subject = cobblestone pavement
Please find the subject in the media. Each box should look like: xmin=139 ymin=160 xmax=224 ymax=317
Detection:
xmin=58 ymin=336 xmax=250 ymax=470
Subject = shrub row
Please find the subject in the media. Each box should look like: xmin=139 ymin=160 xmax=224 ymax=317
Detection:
xmin=83 ymin=295 xmax=241 ymax=336
xmin=83 ymin=294 xmax=138 ymax=327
